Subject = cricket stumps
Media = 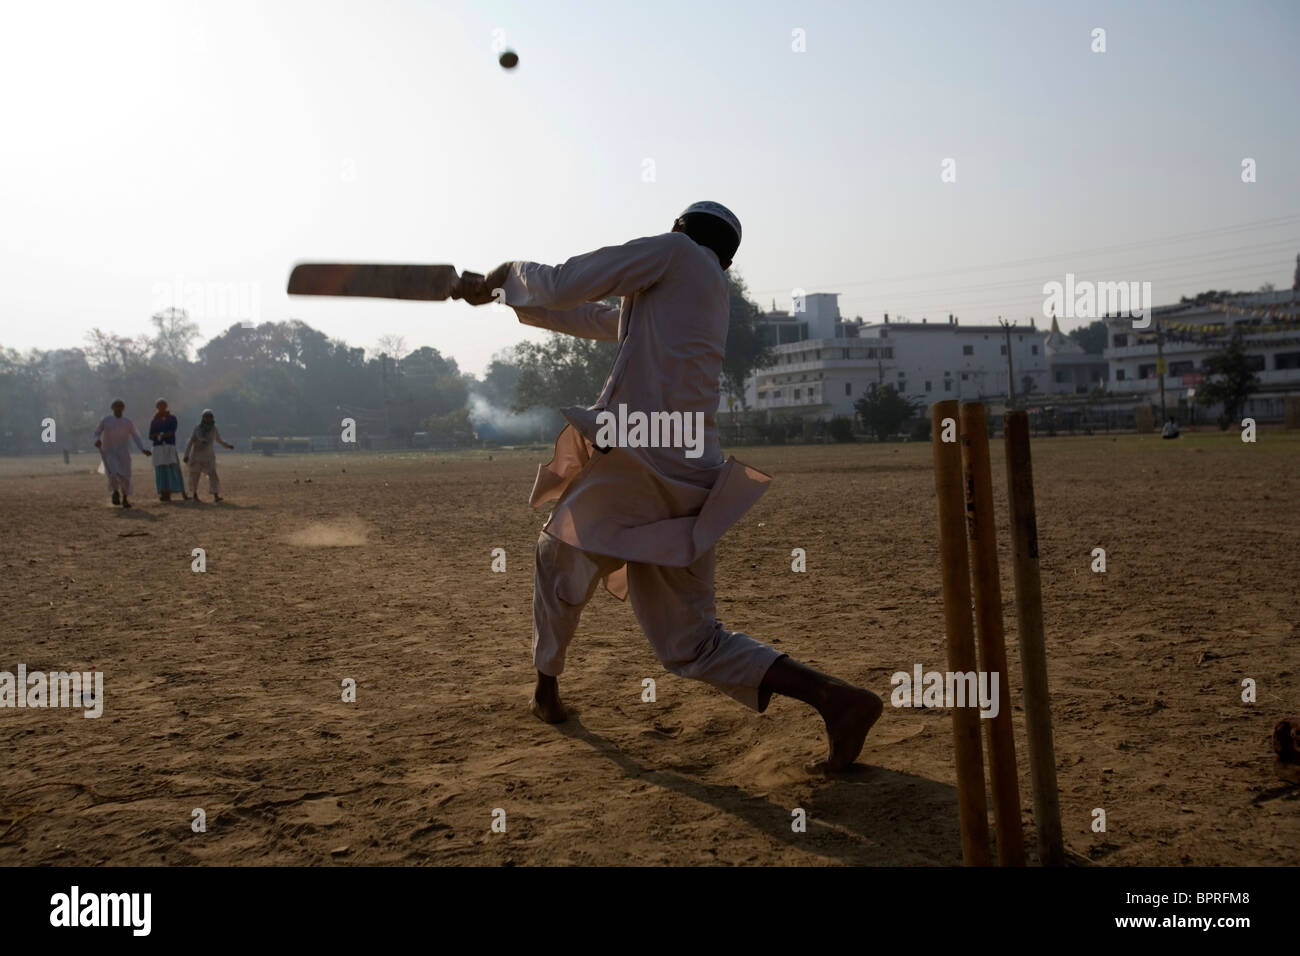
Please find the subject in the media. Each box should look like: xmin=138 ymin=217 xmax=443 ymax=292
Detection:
xmin=931 ymin=400 xmax=993 ymax=867
xmin=931 ymin=401 xmax=1064 ymax=866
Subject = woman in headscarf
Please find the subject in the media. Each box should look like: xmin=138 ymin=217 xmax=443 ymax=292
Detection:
xmin=182 ymin=408 xmax=234 ymax=502
xmin=148 ymin=399 xmax=188 ymax=501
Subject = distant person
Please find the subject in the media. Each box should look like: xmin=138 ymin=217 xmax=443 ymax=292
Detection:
xmin=92 ymin=399 xmax=151 ymax=508
xmin=183 ymin=409 xmax=234 ymax=502
xmin=148 ymin=399 xmax=188 ymax=501
xmin=1161 ymin=416 xmax=1181 ymax=440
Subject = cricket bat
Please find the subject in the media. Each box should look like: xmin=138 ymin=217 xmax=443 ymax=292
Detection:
xmin=287 ymin=263 xmax=481 ymax=301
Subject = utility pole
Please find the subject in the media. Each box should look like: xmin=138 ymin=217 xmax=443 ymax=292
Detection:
xmin=381 ymin=354 xmax=391 ymax=437
xmin=1155 ymin=321 xmax=1167 ymax=422
xmin=999 ymin=317 xmax=1016 ymax=406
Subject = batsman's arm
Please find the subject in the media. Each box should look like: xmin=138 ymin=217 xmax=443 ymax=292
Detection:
xmin=513 ymin=302 xmax=619 ymax=341
xmin=502 ymin=232 xmax=680 ymax=313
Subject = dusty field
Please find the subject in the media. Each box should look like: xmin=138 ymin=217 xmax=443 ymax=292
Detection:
xmin=1 ymin=429 xmax=1297 ymax=866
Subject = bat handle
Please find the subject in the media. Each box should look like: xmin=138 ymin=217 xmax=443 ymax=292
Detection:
xmin=453 ymin=271 xmax=484 ymax=300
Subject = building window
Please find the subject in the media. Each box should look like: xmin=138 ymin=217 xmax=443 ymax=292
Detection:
xmin=1168 ymin=360 xmax=1194 ymax=376
xmin=816 ymin=350 xmax=821 ymax=359
xmin=963 ymin=345 xmax=974 ymax=356
xmin=925 ymin=381 xmax=932 ymax=393
xmin=885 ymin=348 xmax=893 ymax=358
xmin=1113 ymin=333 xmax=1128 ymax=347
xmin=1000 ymin=345 xmax=1007 ymax=355
xmin=1246 ymin=355 xmax=1266 ymax=372
xmin=773 ymin=389 xmax=782 ymax=397
xmin=1276 ymin=352 xmax=1300 ymax=370
xmin=1055 ymin=370 xmax=1067 ymax=383
xmin=1031 ymin=344 xmax=1039 ymax=355
xmin=1138 ymin=363 xmax=1157 ymax=379
xmin=845 ymin=382 xmax=852 ymax=396
xmin=793 ymin=388 xmax=800 ymax=399
xmin=944 ymin=380 xmax=951 ymax=392
xmin=1115 ymin=369 xmax=1125 ymax=382
xmin=842 ymin=348 xmax=850 ymax=359
xmin=960 ymin=372 xmax=968 ymax=381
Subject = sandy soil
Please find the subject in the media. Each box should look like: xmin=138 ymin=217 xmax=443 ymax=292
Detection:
xmin=1 ymin=430 xmax=1297 ymax=866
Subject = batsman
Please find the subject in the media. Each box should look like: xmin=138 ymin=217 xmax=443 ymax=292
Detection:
xmin=456 ymin=202 xmax=882 ymax=771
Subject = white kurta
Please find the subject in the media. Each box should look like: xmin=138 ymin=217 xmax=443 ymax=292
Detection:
xmin=510 ymin=231 xmax=785 ymax=710
xmin=503 ymin=231 xmax=771 ymax=599
xmin=92 ymin=414 xmax=146 ymax=495
xmin=184 ymin=426 xmax=224 ymax=464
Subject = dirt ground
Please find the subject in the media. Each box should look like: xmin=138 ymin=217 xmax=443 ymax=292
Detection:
xmin=1 ymin=429 xmax=1297 ymax=866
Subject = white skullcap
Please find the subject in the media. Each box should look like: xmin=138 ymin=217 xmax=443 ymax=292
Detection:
xmin=679 ymin=201 xmax=741 ymax=243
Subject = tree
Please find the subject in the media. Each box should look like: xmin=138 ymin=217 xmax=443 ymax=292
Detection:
xmin=1197 ymin=336 xmax=1260 ymax=426
xmin=512 ymin=333 xmax=617 ymax=411
xmin=373 ymin=334 xmax=408 ymax=359
xmin=150 ymin=308 xmax=200 ymax=366
xmin=853 ymin=384 xmax=917 ymax=441
xmin=475 ymin=349 xmax=522 ymax=410
xmin=422 ymin=407 xmax=473 ymax=445
xmin=1066 ymin=320 xmax=1107 ymax=355
xmin=827 ymin=415 xmax=854 ymax=442
xmin=720 ymin=273 xmax=774 ymax=411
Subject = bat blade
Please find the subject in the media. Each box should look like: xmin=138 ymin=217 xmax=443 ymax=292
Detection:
xmin=287 ymin=263 xmax=460 ymax=301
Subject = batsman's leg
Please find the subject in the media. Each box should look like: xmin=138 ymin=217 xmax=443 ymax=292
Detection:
xmin=531 ymin=531 xmax=622 ymax=723
xmin=627 ymin=550 xmax=882 ymax=771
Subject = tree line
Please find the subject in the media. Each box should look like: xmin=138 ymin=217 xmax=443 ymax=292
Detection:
xmin=1 ymin=275 xmax=774 ymax=453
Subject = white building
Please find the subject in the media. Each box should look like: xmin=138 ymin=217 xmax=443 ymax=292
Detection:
xmin=1043 ymin=316 xmax=1108 ymax=395
xmin=744 ymin=294 xmax=1057 ymax=420
xmin=1104 ymin=287 xmax=1300 ymax=418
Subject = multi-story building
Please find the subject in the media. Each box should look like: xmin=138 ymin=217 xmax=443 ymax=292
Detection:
xmin=1104 ymin=288 xmax=1300 ymax=419
xmin=737 ymin=269 xmax=1300 ymax=424
xmin=744 ymin=294 xmax=1056 ymax=419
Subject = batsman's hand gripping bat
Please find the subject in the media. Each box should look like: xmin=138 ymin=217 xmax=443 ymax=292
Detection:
xmin=287 ymin=263 xmax=483 ymax=302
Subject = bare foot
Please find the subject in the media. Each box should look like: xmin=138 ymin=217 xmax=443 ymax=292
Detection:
xmin=530 ymin=673 xmax=568 ymax=724
xmin=807 ymin=686 xmax=883 ymax=773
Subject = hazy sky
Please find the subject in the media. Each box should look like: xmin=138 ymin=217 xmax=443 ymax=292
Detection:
xmin=2 ymin=0 xmax=1297 ymax=375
